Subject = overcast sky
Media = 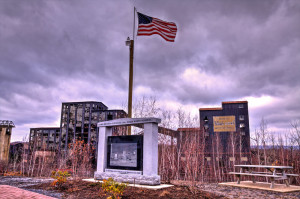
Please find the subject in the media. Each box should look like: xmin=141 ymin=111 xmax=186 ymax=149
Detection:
xmin=1 ymin=0 xmax=299 ymax=142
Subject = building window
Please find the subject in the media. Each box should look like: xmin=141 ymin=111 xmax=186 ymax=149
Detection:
xmin=238 ymin=104 xmax=244 ymax=108
xmin=239 ymin=115 xmax=244 ymax=121
xmin=240 ymin=123 xmax=245 ymax=128
xmin=229 ymin=157 xmax=235 ymax=162
xmin=107 ymin=114 xmax=113 ymax=120
xmin=241 ymin=157 xmax=248 ymax=162
xmin=205 ymin=157 xmax=211 ymax=161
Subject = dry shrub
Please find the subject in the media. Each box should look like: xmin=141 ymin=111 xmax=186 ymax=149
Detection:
xmin=102 ymin=178 xmax=127 ymax=199
xmin=0 ymin=160 xmax=8 ymax=175
xmin=4 ymin=171 xmax=22 ymax=176
xmin=51 ymin=169 xmax=71 ymax=189
xmin=68 ymin=140 xmax=94 ymax=178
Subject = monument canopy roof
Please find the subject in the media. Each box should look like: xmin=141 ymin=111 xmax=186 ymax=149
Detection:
xmin=98 ymin=117 xmax=161 ymax=127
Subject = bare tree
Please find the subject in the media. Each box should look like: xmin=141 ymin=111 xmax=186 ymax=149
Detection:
xmin=260 ymin=118 xmax=268 ymax=165
xmin=291 ymin=120 xmax=300 ymax=149
xmin=269 ymin=132 xmax=276 ymax=163
xmin=277 ymin=134 xmax=285 ymax=165
xmin=252 ymin=129 xmax=261 ymax=165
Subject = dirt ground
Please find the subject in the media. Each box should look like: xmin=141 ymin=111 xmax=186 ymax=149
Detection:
xmin=2 ymin=177 xmax=300 ymax=198
xmin=27 ymin=180 xmax=226 ymax=199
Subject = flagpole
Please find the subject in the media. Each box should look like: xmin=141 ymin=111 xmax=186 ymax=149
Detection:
xmin=133 ymin=7 xmax=136 ymax=40
xmin=127 ymin=7 xmax=135 ymax=135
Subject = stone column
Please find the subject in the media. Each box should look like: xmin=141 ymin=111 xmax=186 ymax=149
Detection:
xmin=0 ymin=127 xmax=11 ymax=162
xmin=143 ymin=123 xmax=158 ymax=176
xmin=96 ymin=126 xmax=112 ymax=173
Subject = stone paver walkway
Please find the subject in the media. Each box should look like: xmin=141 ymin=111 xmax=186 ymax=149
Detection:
xmin=0 ymin=185 xmax=57 ymax=199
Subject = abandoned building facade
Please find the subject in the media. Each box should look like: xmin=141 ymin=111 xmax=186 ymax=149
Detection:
xmin=199 ymin=101 xmax=251 ymax=163
xmin=28 ymin=101 xmax=127 ymax=156
xmin=58 ymin=101 xmax=127 ymax=151
xmin=29 ymin=127 xmax=60 ymax=152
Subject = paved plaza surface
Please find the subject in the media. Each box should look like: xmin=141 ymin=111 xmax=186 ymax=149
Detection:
xmin=219 ymin=181 xmax=300 ymax=193
xmin=203 ymin=183 xmax=300 ymax=199
xmin=0 ymin=176 xmax=61 ymax=198
xmin=0 ymin=185 xmax=56 ymax=199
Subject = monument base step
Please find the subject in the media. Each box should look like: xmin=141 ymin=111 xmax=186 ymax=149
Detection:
xmin=94 ymin=171 xmax=160 ymax=185
xmin=104 ymin=169 xmax=142 ymax=175
xmin=83 ymin=178 xmax=172 ymax=189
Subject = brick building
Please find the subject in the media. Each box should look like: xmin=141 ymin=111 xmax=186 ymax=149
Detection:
xmin=199 ymin=101 xmax=251 ymax=165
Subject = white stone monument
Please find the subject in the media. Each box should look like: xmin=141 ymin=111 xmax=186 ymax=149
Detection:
xmin=94 ymin=117 xmax=161 ymax=185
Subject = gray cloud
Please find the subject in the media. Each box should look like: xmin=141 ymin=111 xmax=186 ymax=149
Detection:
xmin=0 ymin=0 xmax=299 ymax=141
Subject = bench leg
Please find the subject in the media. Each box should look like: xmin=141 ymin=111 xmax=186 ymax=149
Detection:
xmin=270 ymin=178 xmax=275 ymax=189
xmin=285 ymin=179 xmax=290 ymax=187
xmin=237 ymin=175 xmax=240 ymax=184
xmin=252 ymin=176 xmax=256 ymax=183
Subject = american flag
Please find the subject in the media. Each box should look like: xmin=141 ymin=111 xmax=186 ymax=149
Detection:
xmin=137 ymin=12 xmax=177 ymax=42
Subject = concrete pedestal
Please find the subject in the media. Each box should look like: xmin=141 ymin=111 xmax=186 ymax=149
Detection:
xmin=94 ymin=118 xmax=161 ymax=185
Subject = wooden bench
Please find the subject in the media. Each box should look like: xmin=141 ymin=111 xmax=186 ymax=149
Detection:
xmin=229 ymin=172 xmax=284 ymax=188
xmin=229 ymin=165 xmax=299 ymax=188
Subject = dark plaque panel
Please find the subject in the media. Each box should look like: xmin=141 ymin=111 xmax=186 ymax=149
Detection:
xmin=107 ymin=135 xmax=143 ymax=171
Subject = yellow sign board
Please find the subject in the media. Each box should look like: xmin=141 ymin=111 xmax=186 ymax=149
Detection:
xmin=213 ymin=116 xmax=236 ymax=132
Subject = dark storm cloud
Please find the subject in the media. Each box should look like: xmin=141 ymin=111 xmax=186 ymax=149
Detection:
xmin=0 ymin=0 xmax=299 ymax=141
xmin=0 ymin=1 xmax=131 ymax=94
xmin=133 ymin=1 xmax=300 ymax=107
xmin=0 ymin=0 xmax=132 ymax=141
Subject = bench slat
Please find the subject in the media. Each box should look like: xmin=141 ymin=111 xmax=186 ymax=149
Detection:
xmin=246 ymin=172 xmax=298 ymax=176
xmin=286 ymin=174 xmax=299 ymax=177
xmin=229 ymin=172 xmax=282 ymax=178
xmin=229 ymin=172 xmax=298 ymax=177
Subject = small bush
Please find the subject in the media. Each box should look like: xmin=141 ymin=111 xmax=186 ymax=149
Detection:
xmin=4 ymin=171 xmax=22 ymax=176
xmin=102 ymin=178 xmax=127 ymax=199
xmin=51 ymin=169 xmax=71 ymax=189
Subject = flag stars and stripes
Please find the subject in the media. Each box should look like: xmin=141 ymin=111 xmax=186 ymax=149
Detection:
xmin=137 ymin=12 xmax=177 ymax=42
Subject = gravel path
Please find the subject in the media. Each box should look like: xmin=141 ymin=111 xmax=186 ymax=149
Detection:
xmin=0 ymin=176 xmax=62 ymax=199
xmin=199 ymin=183 xmax=300 ymax=199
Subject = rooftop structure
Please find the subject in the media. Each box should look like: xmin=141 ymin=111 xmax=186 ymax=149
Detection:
xmin=0 ymin=120 xmax=15 ymax=127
